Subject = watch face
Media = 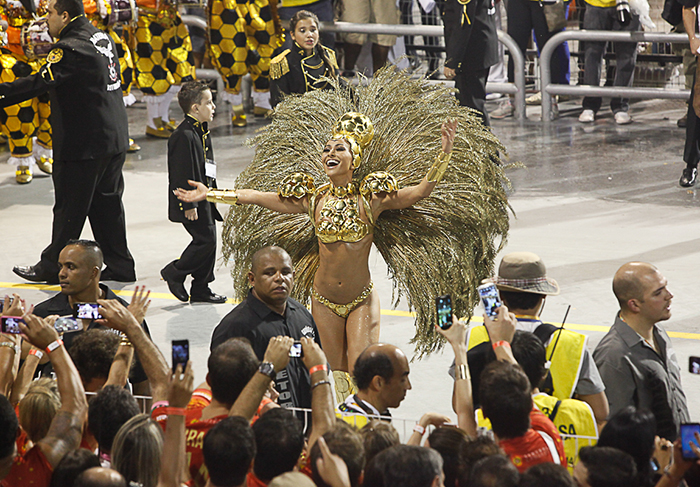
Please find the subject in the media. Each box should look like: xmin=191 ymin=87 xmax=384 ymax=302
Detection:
xmin=259 ymin=362 xmax=275 ymax=378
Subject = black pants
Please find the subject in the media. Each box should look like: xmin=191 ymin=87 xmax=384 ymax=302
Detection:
xmin=40 ymin=152 xmax=135 ymax=279
xmin=455 ymin=67 xmax=490 ymax=126
xmin=507 ymin=0 xmax=565 ymax=85
xmin=166 ymin=221 xmax=216 ymax=294
xmin=685 ymin=76 xmax=700 ymax=169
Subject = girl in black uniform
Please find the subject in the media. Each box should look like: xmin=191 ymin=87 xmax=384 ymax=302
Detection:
xmin=269 ymin=10 xmax=338 ymax=108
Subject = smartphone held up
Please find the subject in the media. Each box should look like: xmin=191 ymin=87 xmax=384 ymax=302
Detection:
xmin=435 ymin=294 xmax=452 ymax=330
xmin=477 ymin=283 xmax=502 ymax=318
xmin=172 ymin=339 xmax=189 ymax=373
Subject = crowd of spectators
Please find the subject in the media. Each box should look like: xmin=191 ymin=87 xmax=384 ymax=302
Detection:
xmin=0 ymin=240 xmax=699 ymax=487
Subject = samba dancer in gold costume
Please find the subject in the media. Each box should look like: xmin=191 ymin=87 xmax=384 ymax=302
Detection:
xmin=176 ymin=67 xmax=511 ymax=396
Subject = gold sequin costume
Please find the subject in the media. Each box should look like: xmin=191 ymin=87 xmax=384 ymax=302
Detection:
xmin=221 ymin=66 xmax=512 ymax=356
xmin=0 ymin=0 xmax=53 ymax=183
xmin=207 ymin=0 xmax=282 ymax=120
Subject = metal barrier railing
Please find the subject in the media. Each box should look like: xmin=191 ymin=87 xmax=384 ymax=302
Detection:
xmin=540 ymin=30 xmax=691 ymax=122
xmin=179 ymin=18 xmax=527 ymax=121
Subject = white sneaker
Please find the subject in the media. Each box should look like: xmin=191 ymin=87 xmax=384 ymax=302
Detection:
xmin=614 ymin=111 xmax=632 ymax=125
xmin=491 ymin=99 xmax=514 ymax=119
xmin=579 ymin=109 xmax=595 ymax=123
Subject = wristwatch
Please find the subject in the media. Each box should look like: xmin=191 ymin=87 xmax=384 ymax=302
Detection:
xmin=258 ymin=362 xmax=276 ymax=379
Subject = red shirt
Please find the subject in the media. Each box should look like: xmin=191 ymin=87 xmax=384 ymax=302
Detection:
xmin=247 ymin=471 xmax=268 ymax=487
xmin=1 ymin=444 xmax=53 ymax=487
xmin=152 ymin=399 xmax=227 ymax=487
xmin=498 ymin=408 xmax=566 ymax=473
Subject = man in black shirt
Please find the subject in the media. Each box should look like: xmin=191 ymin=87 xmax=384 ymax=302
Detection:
xmin=31 ymin=240 xmax=150 ymax=395
xmin=210 ymin=246 xmax=321 ymax=410
xmin=6 ymin=0 xmax=134 ymax=284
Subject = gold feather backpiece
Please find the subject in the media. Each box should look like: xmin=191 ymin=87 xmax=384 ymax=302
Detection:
xmin=221 ymin=65 xmax=512 ymax=357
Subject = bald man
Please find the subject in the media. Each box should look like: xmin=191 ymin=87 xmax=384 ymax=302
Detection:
xmin=338 ymin=343 xmax=412 ymax=422
xmin=74 ymin=467 xmax=126 ymax=487
xmin=593 ymin=262 xmax=689 ymax=440
xmin=31 ymin=239 xmax=152 ymax=396
xmin=210 ymin=246 xmax=321 ymax=411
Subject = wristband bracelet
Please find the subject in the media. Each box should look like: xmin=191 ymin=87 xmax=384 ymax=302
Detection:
xmin=45 ymin=339 xmax=64 ymax=354
xmin=163 ymin=407 xmax=187 ymax=416
xmin=455 ymin=363 xmax=469 ymax=381
xmin=413 ymin=424 xmax=426 ymax=435
xmin=311 ymin=380 xmax=331 ymax=390
xmin=0 ymin=342 xmax=19 ymax=355
xmin=492 ymin=341 xmax=511 ymax=351
xmin=151 ymin=401 xmax=169 ymax=412
xmin=28 ymin=348 xmax=44 ymax=360
xmin=309 ymin=364 xmax=328 ymax=375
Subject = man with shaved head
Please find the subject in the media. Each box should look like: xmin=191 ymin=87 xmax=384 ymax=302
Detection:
xmin=31 ymin=240 xmax=152 ymax=395
xmin=338 ymin=343 xmax=412 ymax=424
xmin=74 ymin=467 xmax=126 ymax=487
xmin=210 ymin=246 xmax=321 ymax=410
xmin=593 ymin=262 xmax=689 ymax=440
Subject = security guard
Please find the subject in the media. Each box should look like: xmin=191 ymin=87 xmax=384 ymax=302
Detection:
xmin=6 ymin=0 xmax=135 ymax=284
xmin=441 ymin=0 xmax=498 ymax=125
xmin=454 ymin=252 xmax=609 ymax=427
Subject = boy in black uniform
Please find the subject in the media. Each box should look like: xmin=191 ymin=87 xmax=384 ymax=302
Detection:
xmin=161 ymin=81 xmax=226 ymax=304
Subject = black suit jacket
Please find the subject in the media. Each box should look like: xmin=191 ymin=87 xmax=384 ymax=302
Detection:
xmin=0 ymin=15 xmax=128 ymax=160
xmin=167 ymin=115 xmax=223 ymax=224
xmin=442 ymin=0 xmax=499 ymax=72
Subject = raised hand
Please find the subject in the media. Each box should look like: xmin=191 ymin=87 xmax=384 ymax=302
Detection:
xmin=127 ymin=286 xmax=151 ymax=324
xmin=173 ymin=180 xmax=208 ymax=203
xmin=435 ymin=316 xmax=468 ymax=349
xmin=19 ymin=313 xmax=60 ymax=351
xmin=441 ymin=119 xmax=458 ymax=154
xmin=263 ymin=336 xmax=294 ymax=373
xmin=168 ymin=361 xmax=195 ymax=408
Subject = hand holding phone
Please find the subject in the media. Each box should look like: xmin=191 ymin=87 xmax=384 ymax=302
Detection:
xmin=478 ymin=283 xmax=502 ymax=318
xmin=172 ymin=339 xmax=189 ymax=373
xmin=435 ymin=295 xmax=452 ymax=330
xmin=689 ymin=356 xmax=700 ymax=375
xmin=680 ymin=423 xmax=700 ymax=460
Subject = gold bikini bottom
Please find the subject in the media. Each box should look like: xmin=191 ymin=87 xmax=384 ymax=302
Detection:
xmin=312 ymin=281 xmax=374 ymax=318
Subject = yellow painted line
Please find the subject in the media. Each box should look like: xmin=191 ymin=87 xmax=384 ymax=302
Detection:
xmin=3 ymin=282 xmax=700 ymax=340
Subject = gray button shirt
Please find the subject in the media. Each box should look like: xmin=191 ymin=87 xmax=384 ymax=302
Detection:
xmin=593 ymin=313 xmax=690 ymax=440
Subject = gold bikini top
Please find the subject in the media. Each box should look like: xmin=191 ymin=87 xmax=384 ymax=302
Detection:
xmin=278 ymin=171 xmax=399 ymax=244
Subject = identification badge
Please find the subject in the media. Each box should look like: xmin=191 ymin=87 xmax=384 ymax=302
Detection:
xmin=205 ymin=159 xmax=216 ymax=179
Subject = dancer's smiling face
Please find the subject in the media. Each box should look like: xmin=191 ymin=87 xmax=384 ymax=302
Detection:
xmin=322 ymin=139 xmax=353 ymax=178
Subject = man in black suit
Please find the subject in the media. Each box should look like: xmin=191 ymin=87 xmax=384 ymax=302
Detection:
xmin=161 ymin=81 xmax=226 ymax=304
xmin=5 ymin=0 xmax=135 ymax=284
xmin=441 ymin=0 xmax=498 ymax=126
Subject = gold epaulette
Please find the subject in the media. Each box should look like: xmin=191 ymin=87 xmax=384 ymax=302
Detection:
xmin=359 ymin=171 xmax=399 ymax=196
xmin=270 ymin=49 xmax=290 ymax=80
xmin=322 ymin=45 xmax=338 ymax=70
xmin=279 ymin=172 xmax=315 ymax=198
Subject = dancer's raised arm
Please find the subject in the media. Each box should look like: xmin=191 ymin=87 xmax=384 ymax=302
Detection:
xmin=375 ymin=120 xmax=458 ymax=212
xmin=174 ymin=180 xmax=308 ymax=214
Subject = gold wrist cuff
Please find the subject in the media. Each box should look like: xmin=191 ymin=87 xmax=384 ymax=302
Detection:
xmin=455 ymin=363 xmax=469 ymax=381
xmin=426 ymin=151 xmax=452 ymax=183
xmin=206 ymin=189 xmax=239 ymax=206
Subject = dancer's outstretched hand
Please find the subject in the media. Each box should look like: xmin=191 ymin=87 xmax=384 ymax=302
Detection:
xmin=441 ymin=119 xmax=458 ymax=154
xmin=174 ymin=180 xmax=208 ymax=202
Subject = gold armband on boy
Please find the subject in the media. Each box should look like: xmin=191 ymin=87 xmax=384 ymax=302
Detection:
xmin=206 ymin=189 xmax=239 ymax=206
xmin=426 ymin=152 xmax=452 ymax=183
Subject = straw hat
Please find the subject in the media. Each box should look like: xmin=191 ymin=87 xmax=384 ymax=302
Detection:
xmin=483 ymin=252 xmax=560 ymax=296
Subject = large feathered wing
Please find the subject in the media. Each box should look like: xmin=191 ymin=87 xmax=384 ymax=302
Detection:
xmin=221 ymin=65 xmax=512 ymax=358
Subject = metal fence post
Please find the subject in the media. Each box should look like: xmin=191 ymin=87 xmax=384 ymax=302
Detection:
xmin=540 ymin=30 xmax=690 ymax=122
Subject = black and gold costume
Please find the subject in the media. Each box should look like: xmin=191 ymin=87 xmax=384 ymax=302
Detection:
xmin=269 ymin=41 xmax=337 ymax=107
xmin=0 ymin=0 xmax=53 ymax=183
xmin=208 ymin=0 xmax=282 ymax=125
xmin=129 ymin=0 xmax=195 ymax=136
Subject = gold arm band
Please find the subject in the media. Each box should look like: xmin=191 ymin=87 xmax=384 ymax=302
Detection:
xmin=455 ymin=363 xmax=470 ymax=381
xmin=206 ymin=189 xmax=240 ymax=206
xmin=426 ymin=151 xmax=452 ymax=183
